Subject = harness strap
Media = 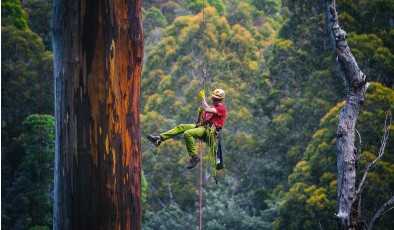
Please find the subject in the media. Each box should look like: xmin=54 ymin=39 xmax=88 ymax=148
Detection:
xmin=199 ymin=123 xmax=221 ymax=141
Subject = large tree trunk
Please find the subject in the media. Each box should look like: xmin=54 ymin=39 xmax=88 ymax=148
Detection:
xmin=323 ymin=1 xmax=369 ymax=229
xmin=52 ymin=0 xmax=143 ymax=229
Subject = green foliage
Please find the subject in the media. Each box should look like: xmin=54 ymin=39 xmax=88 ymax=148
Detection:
xmin=2 ymin=0 xmax=29 ymax=30
xmin=2 ymin=24 xmax=53 ymax=185
xmin=200 ymin=178 xmax=274 ymax=229
xmin=143 ymin=204 xmax=194 ymax=230
xmin=143 ymin=176 xmax=276 ymax=229
xmin=29 ymin=226 xmax=50 ymax=230
xmin=143 ymin=7 xmax=169 ymax=34
xmin=160 ymin=1 xmax=183 ymax=23
xmin=347 ymin=33 xmax=394 ymax=86
xmin=358 ymin=0 xmax=394 ymax=34
xmin=21 ymin=0 xmax=54 ymax=50
xmin=226 ymin=2 xmax=254 ymax=29
xmin=208 ymin=0 xmax=226 ymax=15
xmin=275 ymin=182 xmax=335 ymax=230
xmin=2 ymin=26 xmax=54 ymax=134
xmin=250 ymin=0 xmax=281 ymax=15
xmin=335 ymin=0 xmax=394 ymax=85
xmin=184 ymin=0 xmax=204 ymax=14
xmin=22 ymin=114 xmax=55 ymax=143
xmin=2 ymin=114 xmax=55 ymax=229
xmin=1 ymin=26 xmax=54 ymax=196
xmin=142 ymin=171 xmax=149 ymax=203
xmin=2 ymin=1 xmax=54 ymax=226
xmin=185 ymin=0 xmax=225 ymax=15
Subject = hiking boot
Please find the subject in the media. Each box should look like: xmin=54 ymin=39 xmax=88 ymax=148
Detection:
xmin=147 ymin=134 xmax=161 ymax=147
xmin=186 ymin=155 xmax=200 ymax=169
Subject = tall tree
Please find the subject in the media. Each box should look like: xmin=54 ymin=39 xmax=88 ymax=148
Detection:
xmin=52 ymin=0 xmax=144 ymax=229
xmin=323 ymin=1 xmax=391 ymax=229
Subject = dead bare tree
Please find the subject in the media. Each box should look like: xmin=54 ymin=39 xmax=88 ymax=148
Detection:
xmin=323 ymin=1 xmax=393 ymax=229
xmin=52 ymin=0 xmax=144 ymax=229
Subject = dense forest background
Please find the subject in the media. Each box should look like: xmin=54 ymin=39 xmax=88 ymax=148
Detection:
xmin=1 ymin=0 xmax=393 ymax=229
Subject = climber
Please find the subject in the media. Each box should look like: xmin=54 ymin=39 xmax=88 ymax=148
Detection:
xmin=147 ymin=89 xmax=227 ymax=169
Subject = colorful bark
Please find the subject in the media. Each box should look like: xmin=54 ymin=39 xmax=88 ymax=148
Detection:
xmin=52 ymin=0 xmax=143 ymax=229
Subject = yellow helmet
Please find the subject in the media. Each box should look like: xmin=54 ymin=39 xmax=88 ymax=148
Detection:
xmin=211 ymin=89 xmax=225 ymax=100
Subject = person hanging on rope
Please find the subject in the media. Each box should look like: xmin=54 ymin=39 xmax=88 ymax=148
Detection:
xmin=147 ymin=89 xmax=227 ymax=169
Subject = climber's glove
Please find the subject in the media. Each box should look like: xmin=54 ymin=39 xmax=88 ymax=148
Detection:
xmin=197 ymin=106 xmax=203 ymax=114
xmin=198 ymin=90 xmax=205 ymax=99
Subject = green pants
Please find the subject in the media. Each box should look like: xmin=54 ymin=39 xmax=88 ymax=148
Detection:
xmin=159 ymin=124 xmax=205 ymax=157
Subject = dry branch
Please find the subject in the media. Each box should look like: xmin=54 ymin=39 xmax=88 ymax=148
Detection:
xmin=368 ymin=196 xmax=394 ymax=230
xmin=357 ymin=109 xmax=392 ymax=196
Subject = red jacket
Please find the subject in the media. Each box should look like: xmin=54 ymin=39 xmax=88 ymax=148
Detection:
xmin=203 ymin=104 xmax=226 ymax=129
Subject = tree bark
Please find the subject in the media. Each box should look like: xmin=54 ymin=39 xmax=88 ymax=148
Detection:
xmin=52 ymin=0 xmax=143 ymax=229
xmin=323 ymin=1 xmax=369 ymax=229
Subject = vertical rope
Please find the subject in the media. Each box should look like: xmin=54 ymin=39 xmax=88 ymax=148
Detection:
xmin=198 ymin=141 xmax=203 ymax=230
xmin=199 ymin=1 xmax=205 ymax=230
xmin=201 ymin=0 xmax=206 ymax=86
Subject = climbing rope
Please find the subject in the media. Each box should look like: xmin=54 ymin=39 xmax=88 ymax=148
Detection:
xmin=198 ymin=1 xmax=206 ymax=229
xmin=198 ymin=140 xmax=203 ymax=230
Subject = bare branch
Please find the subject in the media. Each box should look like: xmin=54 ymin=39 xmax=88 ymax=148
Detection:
xmin=355 ymin=128 xmax=362 ymax=163
xmin=380 ymin=207 xmax=394 ymax=216
xmin=158 ymin=199 xmax=167 ymax=209
xmin=368 ymin=195 xmax=394 ymax=230
xmin=356 ymin=109 xmax=392 ymax=195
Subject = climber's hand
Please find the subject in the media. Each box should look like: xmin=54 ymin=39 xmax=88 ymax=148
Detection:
xmin=198 ymin=90 xmax=205 ymax=99
xmin=197 ymin=106 xmax=203 ymax=114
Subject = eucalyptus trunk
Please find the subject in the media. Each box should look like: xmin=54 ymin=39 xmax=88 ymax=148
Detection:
xmin=52 ymin=0 xmax=143 ymax=229
xmin=323 ymin=1 xmax=369 ymax=229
